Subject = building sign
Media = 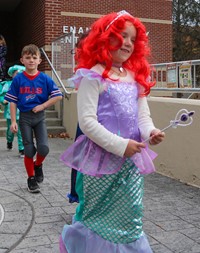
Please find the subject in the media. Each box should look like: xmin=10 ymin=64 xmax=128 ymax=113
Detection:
xmin=62 ymin=25 xmax=89 ymax=44
xmin=167 ymin=64 xmax=177 ymax=88
xmin=179 ymin=63 xmax=192 ymax=88
xmin=62 ymin=25 xmax=150 ymax=45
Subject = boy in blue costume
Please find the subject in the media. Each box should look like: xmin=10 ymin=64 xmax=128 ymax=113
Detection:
xmin=0 ymin=65 xmax=25 ymax=157
xmin=5 ymin=44 xmax=63 ymax=193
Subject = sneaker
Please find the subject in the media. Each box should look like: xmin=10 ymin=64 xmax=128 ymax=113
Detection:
xmin=27 ymin=176 xmax=40 ymax=193
xmin=7 ymin=142 xmax=13 ymax=150
xmin=67 ymin=193 xmax=79 ymax=203
xmin=19 ymin=150 xmax=24 ymax=158
xmin=34 ymin=163 xmax=44 ymax=183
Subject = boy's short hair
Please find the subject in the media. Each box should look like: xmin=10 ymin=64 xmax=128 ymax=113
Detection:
xmin=21 ymin=44 xmax=41 ymax=57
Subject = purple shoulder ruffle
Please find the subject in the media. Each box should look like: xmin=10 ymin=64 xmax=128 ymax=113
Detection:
xmin=68 ymin=68 xmax=104 ymax=89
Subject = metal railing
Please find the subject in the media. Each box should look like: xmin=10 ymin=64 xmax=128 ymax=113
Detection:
xmin=51 ymin=33 xmax=76 ymax=96
xmin=150 ymin=59 xmax=200 ymax=99
xmin=40 ymin=48 xmax=70 ymax=96
xmin=47 ymin=35 xmax=200 ymax=99
xmin=151 ymin=59 xmax=200 ymax=93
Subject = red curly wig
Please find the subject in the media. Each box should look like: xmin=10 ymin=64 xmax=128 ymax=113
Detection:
xmin=75 ymin=11 xmax=155 ymax=96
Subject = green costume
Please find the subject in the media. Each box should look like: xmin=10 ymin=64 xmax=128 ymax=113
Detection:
xmin=0 ymin=65 xmax=25 ymax=151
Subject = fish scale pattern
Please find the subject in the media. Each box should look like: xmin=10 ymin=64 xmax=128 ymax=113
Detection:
xmin=79 ymin=159 xmax=144 ymax=244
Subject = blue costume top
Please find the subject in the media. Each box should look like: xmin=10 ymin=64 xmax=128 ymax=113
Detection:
xmin=5 ymin=72 xmax=63 ymax=112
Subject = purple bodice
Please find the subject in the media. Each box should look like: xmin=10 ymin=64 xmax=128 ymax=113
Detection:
xmin=97 ymin=80 xmax=141 ymax=141
xmin=60 ymin=69 xmax=157 ymax=176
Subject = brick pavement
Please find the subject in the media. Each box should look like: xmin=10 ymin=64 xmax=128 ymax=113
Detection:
xmin=0 ymin=137 xmax=200 ymax=253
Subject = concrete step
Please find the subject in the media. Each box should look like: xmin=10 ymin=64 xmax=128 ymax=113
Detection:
xmin=45 ymin=110 xmax=59 ymax=118
xmin=46 ymin=118 xmax=63 ymax=126
xmin=0 ymin=110 xmax=58 ymax=119
xmin=0 ymin=118 xmax=63 ymax=127
xmin=0 ymin=111 xmax=4 ymax=119
xmin=0 ymin=127 xmax=7 ymax=137
xmin=0 ymin=109 xmax=66 ymax=137
xmin=0 ymin=118 xmax=62 ymax=128
xmin=0 ymin=125 xmax=66 ymax=137
xmin=0 ymin=119 xmax=7 ymax=127
xmin=0 ymin=110 xmax=59 ymax=119
xmin=46 ymin=126 xmax=66 ymax=135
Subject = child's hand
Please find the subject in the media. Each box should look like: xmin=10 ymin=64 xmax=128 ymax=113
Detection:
xmin=124 ymin=139 xmax=146 ymax=158
xmin=3 ymin=100 xmax=8 ymax=105
xmin=149 ymin=129 xmax=165 ymax=145
xmin=10 ymin=122 xmax=18 ymax=134
xmin=32 ymin=104 xmax=45 ymax=113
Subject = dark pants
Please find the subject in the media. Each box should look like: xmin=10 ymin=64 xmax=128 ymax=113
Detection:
xmin=69 ymin=124 xmax=83 ymax=202
xmin=19 ymin=110 xmax=49 ymax=158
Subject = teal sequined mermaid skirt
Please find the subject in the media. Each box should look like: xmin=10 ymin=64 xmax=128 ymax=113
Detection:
xmin=60 ymin=159 xmax=153 ymax=253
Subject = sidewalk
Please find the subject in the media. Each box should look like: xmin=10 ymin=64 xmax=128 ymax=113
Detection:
xmin=0 ymin=137 xmax=200 ymax=253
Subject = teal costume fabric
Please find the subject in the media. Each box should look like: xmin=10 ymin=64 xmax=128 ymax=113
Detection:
xmin=0 ymin=81 xmax=20 ymax=119
xmin=0 ymin=80 xmax=23 ymax=151
xmin=60 ymin=159 xmax=153 ymax=253
xmin=7 ymin=65 xmax=25 ymax=77
xmin=0 ymin=65 xmax=25 ymax=151
xmin=75 ymin=158 xmax=144 ymax=243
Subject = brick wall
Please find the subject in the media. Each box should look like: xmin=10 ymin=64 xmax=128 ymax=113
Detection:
xmin=11 ymin=0 xmax=46 ymax=69
xmin=3 ymin=0 xmax=172 ymax=70
xmin=58 ymin=0 xmax=173 ymax=64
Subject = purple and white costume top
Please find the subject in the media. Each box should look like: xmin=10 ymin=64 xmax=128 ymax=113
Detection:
xmin=60 ymin=67 xmax=157 ymax=176
xmin=60 ymin=67 xmax=156 ymax=253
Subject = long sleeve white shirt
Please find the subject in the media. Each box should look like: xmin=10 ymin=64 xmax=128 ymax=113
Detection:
xmin=77 ymin=65 xmax=156 ymax=158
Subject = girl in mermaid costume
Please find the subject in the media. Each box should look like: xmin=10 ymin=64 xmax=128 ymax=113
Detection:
xmin=60 ymin=10 xmax=165 ymax=253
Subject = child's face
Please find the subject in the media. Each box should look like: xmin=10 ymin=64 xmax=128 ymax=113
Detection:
xmin=110 ymin=21 xmax=136 ymax=65
xmin=20 ymin=53 xmax=41 ymax=73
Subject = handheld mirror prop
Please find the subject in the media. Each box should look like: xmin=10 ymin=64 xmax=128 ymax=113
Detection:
xmin=144 ymin=109 xmax=195 ymax=143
